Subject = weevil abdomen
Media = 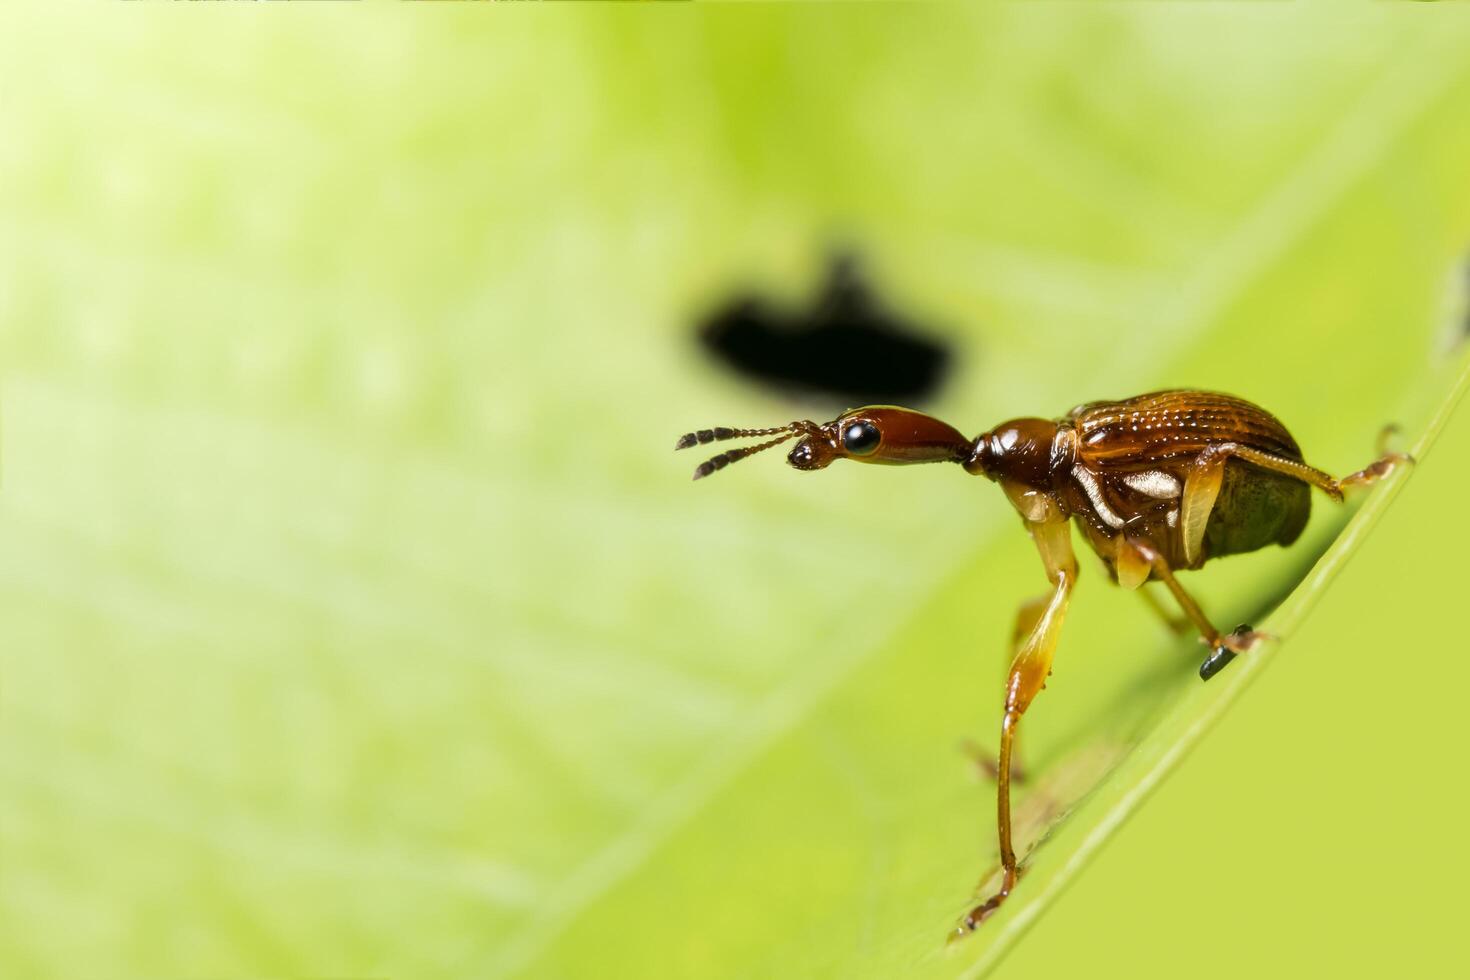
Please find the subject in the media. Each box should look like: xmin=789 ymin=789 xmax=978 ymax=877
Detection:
xmin=1203 ymin=462 xmax=1309 ymax=559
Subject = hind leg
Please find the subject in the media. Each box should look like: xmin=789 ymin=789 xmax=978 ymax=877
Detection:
xmin=1179 ymin=439 xmax=1412 ymax=565
xmin=1337 ymin=427 xmax=1413 ymax=492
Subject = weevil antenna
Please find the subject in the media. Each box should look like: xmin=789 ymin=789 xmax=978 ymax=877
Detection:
xmin=674 ymin=425 xmax=797 ymax=450
xmin=691 ymin=432 xmax=798 ymax=481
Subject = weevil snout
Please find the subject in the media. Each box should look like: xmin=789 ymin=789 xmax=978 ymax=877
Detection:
xmin=677 ymin=406 xmax=971 ymax=481
xmin=820 ymin=407 xmax=971 ymax=467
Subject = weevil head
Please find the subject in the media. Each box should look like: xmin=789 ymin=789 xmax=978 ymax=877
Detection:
xmin=787 ymin=407 xmax=970 ymax=471
xmin=676 ymin=407 xmax=970 ymax=481
xmin=784 ymin=422 xmax=841 ymax=471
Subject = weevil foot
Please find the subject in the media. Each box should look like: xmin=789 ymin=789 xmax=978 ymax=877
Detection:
xmin=1200 ymin=624 xmax=1267 ymax=681
xmin=1339 ymin=446 xmax=1413 ymax=495
xmin=949 ymin=864 xmax=1023 ymax=941
xmin=950 ymin=887 xmax=1013 ymax=941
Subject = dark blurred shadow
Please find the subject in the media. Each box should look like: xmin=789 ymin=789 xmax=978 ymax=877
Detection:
xmin=698 ymin=251 xmax=957 ymax=408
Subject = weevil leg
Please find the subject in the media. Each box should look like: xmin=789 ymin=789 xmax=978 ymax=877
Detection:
xmin=1122 ymin=536 xmax=1267 ymax=680
xmin=956 ymin=518 xmax=1076 ymax=934
xmin=1138 ymin=584 xmax=1190 ymax=636
xmin=1333 ymin=422 xmax=1414 ymax=491
xmin=964 ymin=594 xmax=1049 ymax=784
xmin=1375 ymin=423 xmax=1401 ymax=458
xmin=1182 ymin=441 xmax=1411 ymax=555
xmin=1179 ymin=448 xmax=1228 ymax=566
xmin=1112 ymin=535 xmax=1190 ymax=634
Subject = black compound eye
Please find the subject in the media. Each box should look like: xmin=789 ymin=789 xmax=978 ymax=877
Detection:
xmin=842 ymin=420 xmax=881 ymax=456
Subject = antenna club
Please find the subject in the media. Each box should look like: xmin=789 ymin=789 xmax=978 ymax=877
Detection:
xmin=687 ymin=431 xmax=799 ymax=482
xmin=675 ymin=426 xmax=789 ymax=451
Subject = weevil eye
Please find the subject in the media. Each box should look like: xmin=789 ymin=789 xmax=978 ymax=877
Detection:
xmin=842 ymin=420 xmax=881 ymax=456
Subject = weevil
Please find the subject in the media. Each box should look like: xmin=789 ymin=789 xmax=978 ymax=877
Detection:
xmin=676 ymin=389 xmax=1409 ymax=934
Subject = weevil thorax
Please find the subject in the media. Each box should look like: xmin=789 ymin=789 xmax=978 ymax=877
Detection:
xmin=964 ymin=417 xmax=1075 ymax=492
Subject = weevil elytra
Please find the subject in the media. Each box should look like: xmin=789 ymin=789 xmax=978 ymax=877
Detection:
xmin=676 ymin=389 xmax=1409 ymax=934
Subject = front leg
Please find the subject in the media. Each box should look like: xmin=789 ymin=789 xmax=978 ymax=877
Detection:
xmin=964 ymin=594 xmax=1048 ymax=783
xmin=956 ymin=517 xmax=1077 ymax=933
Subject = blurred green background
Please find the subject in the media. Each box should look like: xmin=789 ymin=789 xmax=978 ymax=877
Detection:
xmin=2 ymin=4 xmax=1469 ymax=978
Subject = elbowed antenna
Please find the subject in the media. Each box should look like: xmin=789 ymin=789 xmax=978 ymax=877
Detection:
xmin=674 ymin=421 xmax=817 ymax=481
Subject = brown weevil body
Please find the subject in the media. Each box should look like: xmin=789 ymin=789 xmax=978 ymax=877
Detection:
xmin=677 ymin=389 xmax=1409 ymax=935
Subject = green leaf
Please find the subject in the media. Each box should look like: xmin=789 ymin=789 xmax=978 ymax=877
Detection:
xmin=2 ymin=7 xmax=1469 ymax=979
